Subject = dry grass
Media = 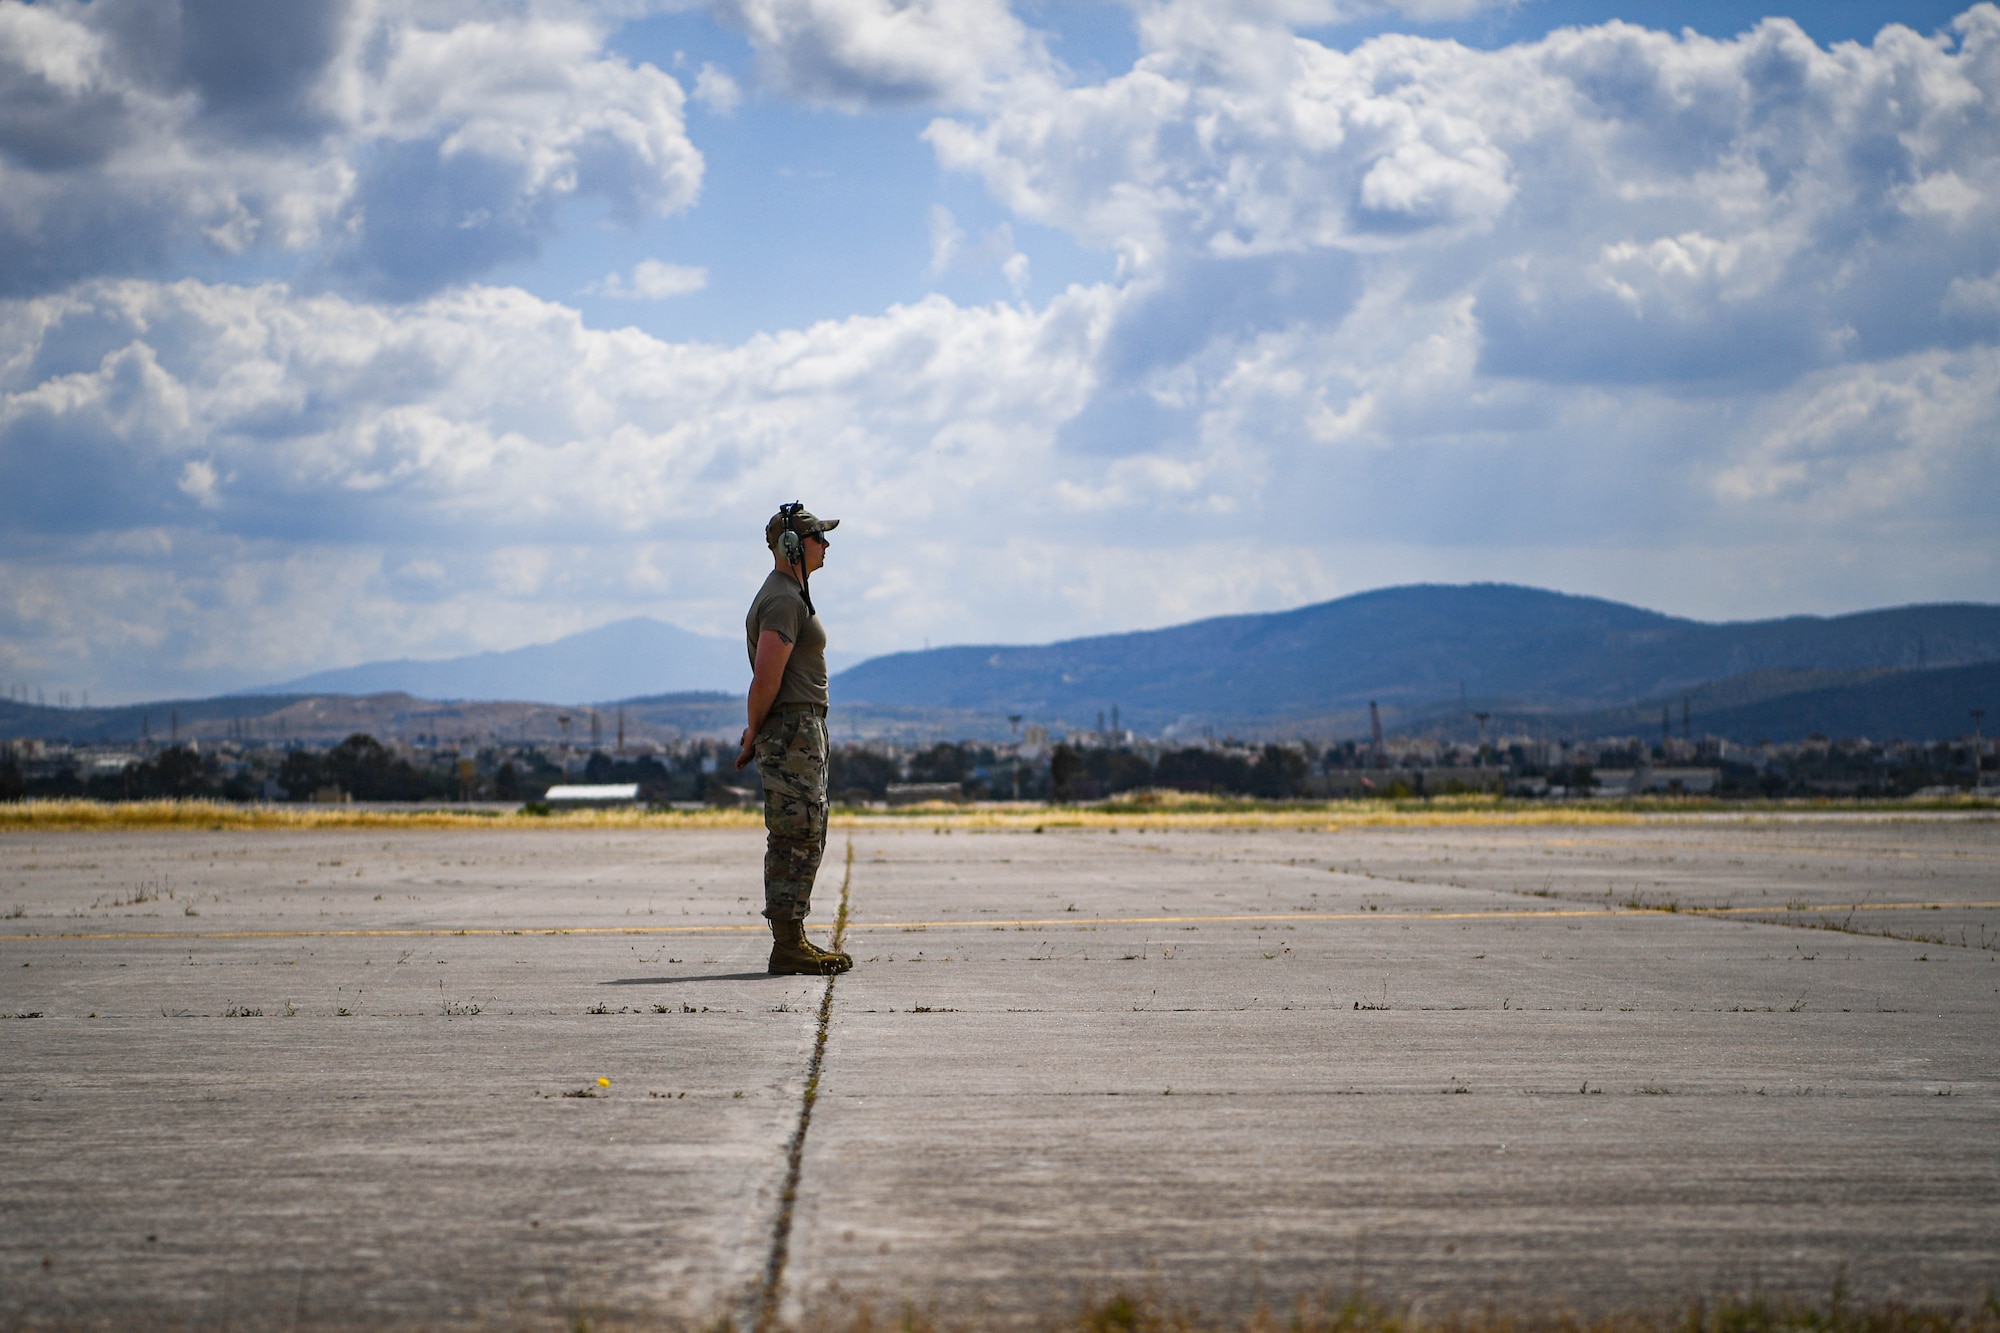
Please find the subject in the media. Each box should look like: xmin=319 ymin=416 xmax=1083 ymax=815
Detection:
xmin=0 ymin=797 xmax=762 ymax=832
xmin=1 ymin=790 xmax=1993 ymax=834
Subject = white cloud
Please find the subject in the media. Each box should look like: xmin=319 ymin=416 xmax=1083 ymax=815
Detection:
xmin=591 ymin=258 xmax=710 ymax=299
xmin=941 ymin=13 xmax=1995 ymax=259
xmin=5 ymin=6 xmax=2000 ymax=702
xmin=1140 ymin=0 xmax=1509 ymax=31
xmin=176 ymin=458 xmax=220 ymax=508
xmin=714 ymin=0 xmax=1053 ymax=109
xmin=692 ymin=61 xmax=743 ymax=113
xmin=0 ymin=2 xmax=703 ymax=298
xmin=929 ymin=8 xmax=2000 ymax=394
xmin=925 ymin=26 xmax=1527 ymax=266
xmin=926 ymin=203 xmax=964 ymax=277
xmin=1001 ymin=250 xmax=1030 ymax=296
xmin=1944 ymin=267 xmax=2000 ymax=316
xmin=4 ymin=263 xmax=1997 ymax=701
xmin=0 ymin=275 xmax=1122 ymax=695
xmin=923 ymin=202 xmax=1025 ymax=287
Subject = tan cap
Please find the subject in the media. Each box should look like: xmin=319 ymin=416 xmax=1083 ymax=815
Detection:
xmin=765 ymin=503 xmax=839 ymax=550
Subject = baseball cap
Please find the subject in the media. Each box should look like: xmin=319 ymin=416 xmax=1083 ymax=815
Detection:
xmin=766 ymin=504 xmax=840 ymax=550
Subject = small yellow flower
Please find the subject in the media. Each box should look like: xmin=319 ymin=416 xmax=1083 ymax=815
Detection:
xmin=597 ymin=1077 xmax=611 ymax=1088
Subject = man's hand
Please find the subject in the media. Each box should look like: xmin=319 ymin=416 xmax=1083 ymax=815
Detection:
xmin=735 ymin=726 xmax=756 ymax=771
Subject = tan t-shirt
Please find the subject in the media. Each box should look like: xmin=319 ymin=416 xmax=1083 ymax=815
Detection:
xmin=745 ymin=570 xmax=829 ymax=708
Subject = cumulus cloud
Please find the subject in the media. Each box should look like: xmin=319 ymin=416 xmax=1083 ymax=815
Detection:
xmin=692 ymin=61 xmax=743 ymax=113
xmin=1141 ymin=0 xmax=1508 ymax=27
xmin=0 ymin=1 xmax=703 ymax=298
xmin=929 ymin=8 xmax=2000 ymax=389
xmin=926 ymin=28 xmax=1523 ymax=268
xmin=4 ymin=261 xmax=1996 ymax=699
xmin=924 ymin=203 xmax=1025 ymax=288
xmin=5 ymin=6 xmax=2000 ymax=701
xmin=714 ymin=0 xmax=1053 ymax=108
xmin=0 ymin=275 xmax=1125 ymax=692
xmin=590 ymin=258 xmax=709 ymax=298
xmin=919 ymin=11 xmax=1995 ymax=603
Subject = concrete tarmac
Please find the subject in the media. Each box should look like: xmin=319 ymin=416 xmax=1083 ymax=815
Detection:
xmin=2 ymin=817 xmax=1996 ymax=1328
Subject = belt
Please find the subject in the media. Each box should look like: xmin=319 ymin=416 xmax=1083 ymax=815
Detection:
xmin=770 ymin=701 xmax=828 ymax=717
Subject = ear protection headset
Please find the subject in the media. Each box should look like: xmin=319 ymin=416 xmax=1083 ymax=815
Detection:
xmin=775 ymin=500 xmax=816 ymax=616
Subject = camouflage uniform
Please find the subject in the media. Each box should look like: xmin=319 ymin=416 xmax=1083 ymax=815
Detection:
xmin=754 ymin=707 xmax=829 ymax=921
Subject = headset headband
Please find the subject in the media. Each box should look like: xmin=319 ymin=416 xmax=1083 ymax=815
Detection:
xmin=777 ymin=500 xmax=816 ymax=616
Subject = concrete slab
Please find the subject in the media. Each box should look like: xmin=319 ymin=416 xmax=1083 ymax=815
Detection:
xmin=787 ymin=822 xmax=2000 ymax=1321
xmin=3 ymin=817 xmax=1996 ymax=1328
xmin=1 ymin=828 xmax=821 ymax=1328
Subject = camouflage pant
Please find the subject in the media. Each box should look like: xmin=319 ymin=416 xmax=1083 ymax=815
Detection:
xmin=754 ymin=709 xmax=828 ymax=922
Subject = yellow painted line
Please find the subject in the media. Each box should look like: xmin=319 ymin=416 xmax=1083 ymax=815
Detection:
xmin=1537 ymin=836 xmax=2000 ymax=863
xmin=0 ymin=924 xmax=771 ymax=943
xmin=6 ymin=899 xmax=1992 ymax=945
xmin=1687 ymin=901 xmax=2000 ymax=915
xmin=842 ymin=900 xmax=2000 ymax=931
xmin=860 ymin=909 xmax=1610 ymax=930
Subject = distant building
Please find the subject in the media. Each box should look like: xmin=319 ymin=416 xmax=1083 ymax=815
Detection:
xmin=886 ymin=782 xmax=965 ymax=806
xmin=1307 ymin=767 xmax=1503 ymax=797
xmin=1593 ymin=767 xmax=1719 ymax=796
xmin=543 ymin=783 xmax=641 ymax=809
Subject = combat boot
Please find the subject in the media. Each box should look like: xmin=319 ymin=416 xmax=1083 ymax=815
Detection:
xmin=803 ymin=927 xmax=854 ymax=973
xmin=768 ymin=918 xmax=852 ymax=975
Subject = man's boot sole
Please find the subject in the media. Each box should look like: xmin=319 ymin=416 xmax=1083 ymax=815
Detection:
xmin=768 ymin=952 xmax=849 ymax=976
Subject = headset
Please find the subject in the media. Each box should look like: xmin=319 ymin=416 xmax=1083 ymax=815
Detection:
xmin=775 ymin=500 xmax=817 ymax=616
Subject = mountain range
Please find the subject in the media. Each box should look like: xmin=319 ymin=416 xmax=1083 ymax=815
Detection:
xmin=257 ymin=617 xmax=769 ymax=700
xmin=830 ymin=584 xmax=2000 ymax=740
xmin=7 ymin=585 xmax=1998 ymax=746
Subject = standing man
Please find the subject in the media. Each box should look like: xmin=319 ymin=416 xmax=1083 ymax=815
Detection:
xmin=737 ymin=503 xmax=853 ymax=976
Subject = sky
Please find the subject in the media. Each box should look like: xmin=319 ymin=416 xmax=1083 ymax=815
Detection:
xmin=2 ymin=0 xmax=1997 ymax=704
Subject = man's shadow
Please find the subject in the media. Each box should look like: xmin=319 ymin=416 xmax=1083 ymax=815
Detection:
xmin=603 ymin=972 xmax=774 ymax=985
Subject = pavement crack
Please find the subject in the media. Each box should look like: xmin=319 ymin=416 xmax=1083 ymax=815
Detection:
xmin=754 ymin=836 xmax=852 ymax=1333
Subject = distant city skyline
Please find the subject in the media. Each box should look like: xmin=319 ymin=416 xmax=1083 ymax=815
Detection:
xmin=3 ymin=0 xmax=1996 ymax=702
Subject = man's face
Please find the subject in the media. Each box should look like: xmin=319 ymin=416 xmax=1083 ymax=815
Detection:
xmin=804 ymin=530 xmax=828 ymax=573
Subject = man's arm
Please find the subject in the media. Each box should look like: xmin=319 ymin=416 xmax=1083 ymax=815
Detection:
xmin=736 ymin=629 xmax=794 ymax=770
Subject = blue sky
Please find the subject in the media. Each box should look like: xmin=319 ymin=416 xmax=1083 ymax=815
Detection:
xmin=2 ymin=0 xmax=1997 ymax=701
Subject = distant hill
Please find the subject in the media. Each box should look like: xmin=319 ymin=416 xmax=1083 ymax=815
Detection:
xmin=256 ymin=617 xmax=751 ymax=701
xmin=0 ymin=694 xmax=312 ymax=745
xmin=0 ymin=691 xmax=745 ymax=746
xmin=832 ymin=584 xmax=2000 ymax=738
xmin=1686 ymin=661 xmax=2000 ymax=745
xmin=10 ymin=586 xmax=1998 ymax=748
xmin=1431 ymin=662 xmax=2000 ymax=745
